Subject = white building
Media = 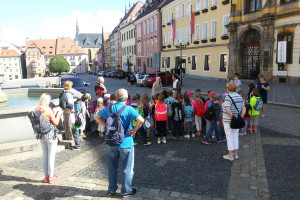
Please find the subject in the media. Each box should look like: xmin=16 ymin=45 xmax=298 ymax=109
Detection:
xmin=0 ymin=49 xmax=22 ymax=81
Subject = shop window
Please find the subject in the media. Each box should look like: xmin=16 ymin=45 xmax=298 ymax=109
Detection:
xmin=277 ymin=31 xmax=293 ymax=64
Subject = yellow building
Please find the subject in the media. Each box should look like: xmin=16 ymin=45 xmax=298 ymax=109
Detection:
xmin=25 ymin=42 xmax=46 ymax=78
xmin=229 ymin=0 xmax=300 ymax=83
xmin=160 ymin=0 xmax=230 ymax=79
xmin=121 ymin=22 xmax=137 ymax=72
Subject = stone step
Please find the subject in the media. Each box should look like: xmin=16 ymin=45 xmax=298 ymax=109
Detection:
xmin=0 ymin=139 xmax=41 ymax=157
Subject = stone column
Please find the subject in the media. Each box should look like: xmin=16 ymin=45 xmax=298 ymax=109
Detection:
xmin=228 ymin=22 xmax=239 ymax=78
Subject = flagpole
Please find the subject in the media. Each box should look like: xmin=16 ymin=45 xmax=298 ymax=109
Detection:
xmin=190 ymin=5 xmax=193 ymax=43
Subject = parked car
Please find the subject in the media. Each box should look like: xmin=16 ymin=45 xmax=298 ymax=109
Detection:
xmin=116 ymin=70 xmax=126 ymax=79
xmin=60 ymin=76 xmax=88 ymax=93
xmin=145 ymin=72 xmax=173 ymax=87
xmin=137 ymin=75 xmax=149 ymax=87
xmin=102 ymin=71 xmax=108 ymax=77
xmin=88 ymin=71 xmax=94 ymax=74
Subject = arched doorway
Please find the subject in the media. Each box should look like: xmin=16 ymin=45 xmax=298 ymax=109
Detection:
xmin=241 ymin=29 xmax=261 ymax=79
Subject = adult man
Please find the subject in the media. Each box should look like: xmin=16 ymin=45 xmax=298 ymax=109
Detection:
xmin=94 ymin=76 xmax=107 ymax=95
xmin=172 ymin=74 xmax=181 ymax=98
xmin=94 ymin=88 xmax=144 ymax=198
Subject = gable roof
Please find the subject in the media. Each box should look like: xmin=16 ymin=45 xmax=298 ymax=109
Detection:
xmin=136 ymin=0 xmax=162 ymax=21
xmin=56 ymin=37 xmax=85 ymax=55
xmin=74 ymin=33 xmax=102 ymax=48
xmin=120 ymin=1 xmax=145 ymax=24
xmin=0 ymin=49 xmax=20 ymax=57
xmin=25 ymin=39 xmax=56 ymax=56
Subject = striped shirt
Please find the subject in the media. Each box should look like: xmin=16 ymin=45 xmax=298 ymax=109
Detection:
xmin=222 ymin=93 xmax=245 ymax=123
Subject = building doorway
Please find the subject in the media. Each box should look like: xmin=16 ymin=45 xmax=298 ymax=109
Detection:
xmin=241 ymin=29 xmax=261 ymax=79
xmin=143 ymin=62 xmax=146 ymax=73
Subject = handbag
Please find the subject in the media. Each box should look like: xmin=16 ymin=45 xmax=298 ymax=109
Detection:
xmin=228 ymin=95 xmax=245 ymax=129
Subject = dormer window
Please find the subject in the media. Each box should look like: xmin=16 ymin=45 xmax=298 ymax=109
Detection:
xmin=62 ymin=45 xmax=66 ymax=48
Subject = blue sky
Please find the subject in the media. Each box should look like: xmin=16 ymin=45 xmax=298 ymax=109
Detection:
xmin=0 ymin=0 xmax=145 ymax=46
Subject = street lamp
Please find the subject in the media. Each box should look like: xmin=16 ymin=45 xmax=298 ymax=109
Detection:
xmin=175 ymin=43 xmax=187 ymax=86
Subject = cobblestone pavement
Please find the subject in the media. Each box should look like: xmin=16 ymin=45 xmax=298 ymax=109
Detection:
xmin=0 ymin=75 xmax=299 ymax=200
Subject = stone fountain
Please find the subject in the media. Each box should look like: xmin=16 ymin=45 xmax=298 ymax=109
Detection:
xmin=0 ymin=73 xmax=7 ymax=107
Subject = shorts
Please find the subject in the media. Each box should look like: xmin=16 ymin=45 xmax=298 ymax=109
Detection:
xmin=98 ymin=124 xmax=105 ymax=132
xmin=80 ymin=118 xmax=86 ymax=131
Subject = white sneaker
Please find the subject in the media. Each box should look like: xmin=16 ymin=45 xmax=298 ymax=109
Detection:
xmin=212 ymin=135 xmax=216 ymax=139
xmin=239 ymin=132 xmax=243 ymax=136
xmin=192 ymin=133 xmax=195 ymax=138
xmin=184 ymin=134 xmax=190 ymax=139
xmin=162 ymin=139 xmax=166 ymax=144
xmin=233 ymin=154 xmax=239 ymax=160
xmin=157 ymin=140 xmax=161 ymax=144
xmin=223 ymin=154 xmax=234 ymax=161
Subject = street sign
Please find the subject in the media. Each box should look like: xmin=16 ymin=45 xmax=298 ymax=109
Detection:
xmin=94 ymin=61 xmax=99 ymax=66
xmin=277 ymin=41 xmax=287 ymax=63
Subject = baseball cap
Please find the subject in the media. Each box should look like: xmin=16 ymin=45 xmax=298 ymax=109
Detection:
xmin=186 ymin=91 xmax=192 ymax=96
xmin=66 ymin=103 xmax=73 ymax=110
xmin=215 ymin=93 xmax=223 ymax=100
xmin=97 ymin=97 xmax=104 ymax=103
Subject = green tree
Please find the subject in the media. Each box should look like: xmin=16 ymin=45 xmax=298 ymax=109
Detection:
xmin=48 ymin=55 xmax=70 ymax=74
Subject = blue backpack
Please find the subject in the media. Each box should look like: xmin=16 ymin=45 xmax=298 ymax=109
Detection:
xmin=254 ymin=97 xmax=263 ymax=111
xmin=184 ymin=103 xmax=193 ymax=118
xmin=105 ymin=105 xmax=128 ymax=146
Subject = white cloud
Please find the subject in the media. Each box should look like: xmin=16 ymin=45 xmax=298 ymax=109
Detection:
xmin=0 ymin=9 xmax=123 ymax=46
xmin=38 ymin=10 xmax=123 ymax=39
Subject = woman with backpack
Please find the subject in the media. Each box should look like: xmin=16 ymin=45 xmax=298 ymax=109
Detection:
xmin=193 ymin=91 xmax=205 ymax=137
xmin=183 ymin=94 xmax=194 ymax=139
xmin=155 ymin=94 xmax=168 ymax=144
xmin=36 ymin=93 xmax=62 ymax=183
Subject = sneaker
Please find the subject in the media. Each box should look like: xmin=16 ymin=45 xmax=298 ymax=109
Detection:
xmin=172 ymin=136 xmax=177 ymax=140
xmin=217 ymin=138 xmax=226 ymax=143
xmin=239 ymin=132 xmax=243 ymax=136
xmin=248 ymin=129 xmax=253 ymax=133
xmin=184 ymin=134 xmax=190 ymax=139
xmin=72 ymin=147 xmax=80 ymax=151
xmin=253 ymin=129 xmax=258 ymax=133
xmin=144 ymin=142 xmax=151 ymax=146
xmin=157 ymin=140 xmax=161 ymax=144
xmin=122 ymin=189 xmax=137 ymax=198
xmin=223 ymin=154 xmax=234 ymax=161
xmin=107 ymin=192 xmax=115 ymax=197
xmin=212 ymin=135 xmax=216 ymax=139
xmin=134 ymin=142 xmax=138 ymax=146
xmin=233 ymin=154 xmax=239 ymax=160
xmin=162 ymin=139 xmax=166 ymax=144
xmin=43 ymin=177 xmax=49 ymax=183
xmin=202 ymin=140 xmax=211 ymax=145
xmin=192 ymin=133 xmax=195 ymax=138
xmin=48 ymin=175 xmax=59 ymax=184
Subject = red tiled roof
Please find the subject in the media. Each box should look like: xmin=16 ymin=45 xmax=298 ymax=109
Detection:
xmin=0 ymin=49 xmax=20 ymax=57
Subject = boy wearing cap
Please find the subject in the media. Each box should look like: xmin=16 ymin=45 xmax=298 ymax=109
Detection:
xmin=202 ymin=94 xmax=226 ymax=144
xmin=67 ymin=103 xmax=82 ymax=150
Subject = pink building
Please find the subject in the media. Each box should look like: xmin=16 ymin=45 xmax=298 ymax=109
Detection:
xmin=134 ymin=0 xmax=162 ymax=74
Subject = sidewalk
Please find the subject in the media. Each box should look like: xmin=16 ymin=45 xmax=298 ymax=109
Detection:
xmin=172 ymin=75 xmax=300 ymax=106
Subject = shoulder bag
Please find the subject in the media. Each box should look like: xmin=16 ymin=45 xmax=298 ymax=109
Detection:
xmin=228 ymin=95 xmax=245 ymax=129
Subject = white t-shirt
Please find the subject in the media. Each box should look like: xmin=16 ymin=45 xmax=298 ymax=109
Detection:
xmin=80 ymin=102 xmax=86 ymax=119
xmin=173 ymin=79 xmax=178 ymax=89
xmin=69 ymin=112 xmax=75 ymax=127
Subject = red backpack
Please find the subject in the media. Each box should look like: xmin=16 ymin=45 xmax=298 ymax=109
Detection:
xmin=195 ymin=100 xmax=205 ymax=116
xmin=155 ymin=103 xmax=167 ymax=121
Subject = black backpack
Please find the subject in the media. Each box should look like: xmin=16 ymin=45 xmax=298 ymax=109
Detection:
xmin=204 ymin=103 xmax=216 ymax=120
xmin=105 ymin=105 xmax=128 ymax=146
xmin=27 ymin=108 xmax=52 ymax=137
xmin=59 ymin=91 xmax=70 ymax=109
xmin=172 ymin=102 xmax=183 ymax=121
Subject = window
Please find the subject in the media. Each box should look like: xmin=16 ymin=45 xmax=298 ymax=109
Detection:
xmin=163 ymin=34 xmax=166 ymax=46
xmin=181 ymin=4 xmax=185 ymax=17
xmin=151 ymin=19 xmax=153 ymax=33
xmin=15 ymin=75 xmax=18 ymax=79
xmin=211 ymin=20 xmax=217 ymax=38
xmin=168 ymin=32 xmax=172 ymax=44
xmin=192 ymin=55 xmax=197 ymax=70
xmin=212 ymin=0 xmax=217 ymax=6
xmin=203 ymin=22 xmax=208 ymax=39
xmin=154 ymin=17 xmax=157 ymax=32
xmin=147 ymin=58 xmax=149 ymax=67
xmin=176 ymin=6 xmax=179 ymax=19
xmin=143 ymin=22 xmax=146 ymax=36
xmin=168 ymin=10 xmax=171 ymax=22
xmin=204 ymin=54 xmax=210 ymax=71
xmin=220 ymin=54 xmax=228 ymax=72
xmin=163 ymin=57 xmax=171 ymax=68
xmin=71 ymin=62 xmax=75 ymax=66
xmin=196 ymin=0 xmax=201 ymax=11
xmin=181 ymin=28 xmax=185 ymax=43
xmin=223 ymin=15 xmax=230 ymax=35
xmin=186 ymin=27 xmax=190 ymax=42
xmin=244 ymin=0 xmax=260 ymax=13
xmin=138 ymin=59 xmax=141 ymax=67
xmin=195 ymin=24 xmax=201 ymax=40
xmin=163 ymin=13 xmax=166 ymax=25
xmin=147 ymin=21 xmax=150 ymax=35
xmin=203 ymin=0 xmax=209 ymax=9
xmin=15 ymin=69 xmax=18 ymax=72
xmin=176 ymin=30 xmax=180 ymax=43
xmin=186 ymin=1 xmax=191 ymax=16
xmin=277 ymin=31 xmax=293 ymax=64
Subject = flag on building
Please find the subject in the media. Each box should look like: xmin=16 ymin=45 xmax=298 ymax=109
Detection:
xmin=171 ymin=19 xmax=176 ymax=39
xmin=190 ymin=11 xmax=194 ymax=35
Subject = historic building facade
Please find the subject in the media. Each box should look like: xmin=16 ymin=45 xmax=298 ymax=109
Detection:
xmin=229 ymin=0 xmax=300 ymax=83
xmin=110 ymin=33 xmax=116 ymax=70
xmin=135 ymin=0 xmax=162 ymax=74
xmin=121 ymin=23 xmax=137 ymax=72
xmin=0 ymin=49 xmax=23 ymax=81
xmin=160 ymin=0 xmax=230 ymax=79
xmin=105 ymin=38 xmax=111 ymax=71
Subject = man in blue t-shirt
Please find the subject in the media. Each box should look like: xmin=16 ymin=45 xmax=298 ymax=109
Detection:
xmin=94 ymin=89 xmax=144 ymax=198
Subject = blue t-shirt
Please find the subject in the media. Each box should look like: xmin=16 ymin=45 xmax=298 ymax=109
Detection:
xmin=98 ymin=102 xmax=140 ymax=148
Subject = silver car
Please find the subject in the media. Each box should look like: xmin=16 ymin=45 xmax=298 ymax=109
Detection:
xmin=136 ymin=75 xmax=148 ymax=87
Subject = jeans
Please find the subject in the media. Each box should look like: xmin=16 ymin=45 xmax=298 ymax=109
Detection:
xmin=203 ymin=120 xmax=222 ymax=142
xmin=185 ymin=119 xmax=193 ymax=135
xmin=173 ymin=120 xmax=183 ymax=137
xmin=107 ymin=146 xmax=134 ymax=195
xmin=205 ymin=118 xmax=215 ymax=135
xmin=134 ymin=126 xmax=148 ymax=144
xmin=40 ymin=138 xmax=58 ymax=178
xmin=167 ymin=116 xmax=173 ymax=131
xmin=224 ymin=122 xmax=239 ymax=151
xmin=72 ymin=128 xmax=81 ymax=149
